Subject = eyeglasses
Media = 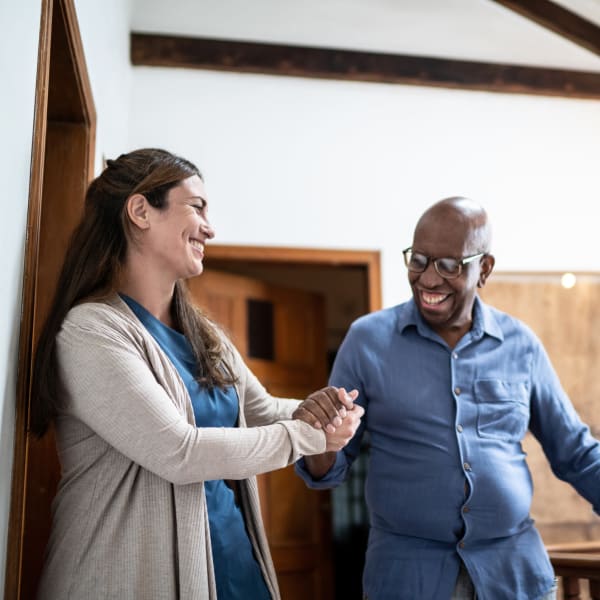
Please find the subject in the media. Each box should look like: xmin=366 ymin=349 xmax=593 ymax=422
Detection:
xmin=402 ymin=247 xmax=485 ymax=280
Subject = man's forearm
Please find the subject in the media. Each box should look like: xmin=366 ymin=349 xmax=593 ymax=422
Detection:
xmin=303 ymin=451 xmax=337 ymax=479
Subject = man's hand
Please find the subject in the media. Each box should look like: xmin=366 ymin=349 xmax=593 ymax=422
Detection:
xmin=293 ymin=386 xmax=358 ymax=433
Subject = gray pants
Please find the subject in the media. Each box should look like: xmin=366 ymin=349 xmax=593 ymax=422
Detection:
xmin=451 ymin=562 xmax=558 ymax=600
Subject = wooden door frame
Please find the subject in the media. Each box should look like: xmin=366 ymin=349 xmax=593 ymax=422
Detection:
xmin=204 ymin=244 xmax=382 ymax=313
xmin=204 ymin=244 xmax=380 ymax=599
xmin=5 ymin=0 xmax=95 ymax=597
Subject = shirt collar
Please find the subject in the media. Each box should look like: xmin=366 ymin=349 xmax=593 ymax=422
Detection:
xmin=398 ymin=296 xmax=504 ymax=342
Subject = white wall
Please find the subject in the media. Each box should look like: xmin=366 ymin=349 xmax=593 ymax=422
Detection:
xmin=0 ymin=0 xmax=42 ymax=592
xmin=74 ymin=0 xmax=133 ymax=174
xmin=128 ymin=67 xmax=600 ymax=307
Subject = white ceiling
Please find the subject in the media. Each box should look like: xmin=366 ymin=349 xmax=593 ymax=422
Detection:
xmin=131 ymin=0 xmax=600 ymax=72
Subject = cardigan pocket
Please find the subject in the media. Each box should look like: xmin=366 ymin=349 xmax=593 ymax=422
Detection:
xmin=475 ymin=379 xmax=530 ymax=442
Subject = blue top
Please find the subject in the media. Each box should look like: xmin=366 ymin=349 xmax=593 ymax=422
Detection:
xmin=296 ymin=296 xmax=600 ymax=600
xmin=121 ymin=295 xmax=270 ymax=600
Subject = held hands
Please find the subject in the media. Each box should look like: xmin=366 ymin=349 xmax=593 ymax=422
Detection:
xmin=292 ymin=386 xmax=364 ymax=452
xmin=324 ymin=399 xmax=364 ymax=452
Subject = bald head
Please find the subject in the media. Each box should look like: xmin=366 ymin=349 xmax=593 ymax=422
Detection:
xmin=408 ymin=196 xmax=495 ymax=347
xmin=415 ymin=196 xmax=492 ymax=255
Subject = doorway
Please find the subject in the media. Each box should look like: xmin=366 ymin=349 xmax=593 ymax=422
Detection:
xmin=202 ymin=244 xmax=381 ymax=598
xmin=5 ymin=0 xmax=95 ymax=598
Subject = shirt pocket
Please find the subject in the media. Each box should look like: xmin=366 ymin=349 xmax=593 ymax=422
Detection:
xmin=474 ymin=379 xmax=530 ymax=442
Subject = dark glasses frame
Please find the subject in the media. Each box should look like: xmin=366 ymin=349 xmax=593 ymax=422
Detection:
xmin=402 ymin=247 xmax=485 ymax=280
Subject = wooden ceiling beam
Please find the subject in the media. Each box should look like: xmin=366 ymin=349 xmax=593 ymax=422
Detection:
xmin=131 ymin=33 xmax=600 ymax=99
xmin=491 ymin=0 xmax=600 ymax=57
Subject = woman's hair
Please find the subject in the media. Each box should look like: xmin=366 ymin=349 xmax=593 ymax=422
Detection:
xmin=30 ymin=148 xmax=237 ymax=437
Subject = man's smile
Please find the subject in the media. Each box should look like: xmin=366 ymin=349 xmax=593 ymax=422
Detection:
xmin=420 ymin=290 xmax=451 ymax=307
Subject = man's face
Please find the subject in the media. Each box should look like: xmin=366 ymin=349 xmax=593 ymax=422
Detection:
xmin=408 ymin=212 xmax=484 ymax=336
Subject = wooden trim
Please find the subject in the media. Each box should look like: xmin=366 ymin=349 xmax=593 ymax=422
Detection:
xmin=490 ymin=271 xmax=600 ymax=280
xmin=58 ymin=0 xmax=96 ymax=174
xmin=4 ymin=1 xmax=53 ymax=597
xmin=491 ymin=0 xmax=600 ymax=57
xmin=131 ymin=32 xmax=600 ymax=99
xmin=548 ymin=551 xmax=600 ymax=580
xmin=206 ymin=244 xmax=382 ymax=312
xmin=547 ymin=541 xmax=600 ymax=553
xmin=5 ymin=0 xmax=96 ymax=597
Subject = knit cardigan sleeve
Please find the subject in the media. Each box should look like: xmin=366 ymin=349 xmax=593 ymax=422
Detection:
xmin=222 ymin=339 xmax=301 ymax=427
xmin=56 ymin=302 xmax=326 ymax=485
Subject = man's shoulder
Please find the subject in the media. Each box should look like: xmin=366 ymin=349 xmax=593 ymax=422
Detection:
xmin=479 ymin=299 xmax=539 ymax=342
xmin=349 ymin=302 xmax=407 ymax=336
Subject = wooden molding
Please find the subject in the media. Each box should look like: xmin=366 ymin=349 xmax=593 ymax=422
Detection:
xmin=131 ymin=32 xmax=600 ymax=99
xmin=4 ymin=1 xmax=53 ymax=598
xmin=5 ymin=0 xmax=97 ymax=597
xmin=59 ymin=0 xmax=96 ymax=175
xmin=205 ymin=244 xmax=382 ymax=312
xmin=491 ymin=0 xmax=600 ymax=57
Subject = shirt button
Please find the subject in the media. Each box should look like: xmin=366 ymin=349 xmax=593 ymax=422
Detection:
xmin=454 ymin=387 xmax=461 ymax=395
xmin=456 ymin=425 xmax=463 ymax=433
xmin=463 ymin=462 xmax=472 ymax=471
xmin=459 ymin=541 xmax=465 ymax=549
xmin=452 ymin=352 xmax=458 ymax=359
xmin=463 ymin=505 xmax=470 ymax=513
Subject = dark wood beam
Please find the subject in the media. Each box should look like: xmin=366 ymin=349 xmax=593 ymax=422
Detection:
xmin=491 ymin=0 xmax=600 ymax=57
xmin=131 ymin=32 xmax=600 ymax=99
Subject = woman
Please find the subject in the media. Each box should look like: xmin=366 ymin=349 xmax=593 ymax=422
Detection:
xmin=31 ymin=148 xmax=362 ymax=599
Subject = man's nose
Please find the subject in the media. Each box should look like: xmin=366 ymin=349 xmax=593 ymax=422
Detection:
xmin=419 ymin=260 xmax=444 ymax=286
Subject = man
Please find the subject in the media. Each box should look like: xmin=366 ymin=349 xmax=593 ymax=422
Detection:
xmin=295 ymin=197 xmax=600 ymax=599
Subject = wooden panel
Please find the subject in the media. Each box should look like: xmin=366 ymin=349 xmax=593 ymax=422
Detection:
xmin=130 ymin=32 xmax=600 ymax=99
xmin=35 ymin=122 xmax=88 ymax=322
xmin=18 ymin=121 xmax=89 ymax=600
xmin=189 ymin=270 xmax=327 ymax=388
xmin=480 ymin=273 xmax=600 ymax=545
xmin=188 ymin=269 xmax=334 ymax=599
xmin=204 ymin=244 xmax=382 ymax=319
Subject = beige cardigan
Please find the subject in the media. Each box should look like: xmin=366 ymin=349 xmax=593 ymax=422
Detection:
xmin=37 ymin=296 xmax=326 ymax=599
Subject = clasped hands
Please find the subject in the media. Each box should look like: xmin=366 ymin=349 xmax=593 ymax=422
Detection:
xmin=292 ymin=387 xmax=364 ymax=452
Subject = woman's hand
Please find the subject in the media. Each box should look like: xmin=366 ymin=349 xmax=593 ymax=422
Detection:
xmin=292 ymin=386 xmax=358 ymax=433
xmin=324 ymin=403 xmax=364 ymax=452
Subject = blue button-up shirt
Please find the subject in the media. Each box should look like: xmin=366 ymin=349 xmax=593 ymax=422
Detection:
xmin=296 ymin=297 xmax=600 ymax=600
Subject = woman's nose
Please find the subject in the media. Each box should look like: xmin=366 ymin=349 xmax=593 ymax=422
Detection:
xmin=202 ymin=220 xmax=215 ymax=239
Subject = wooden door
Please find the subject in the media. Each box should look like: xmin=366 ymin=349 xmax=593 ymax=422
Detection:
xmin=187 ymin=269 xmax=334 ymax=599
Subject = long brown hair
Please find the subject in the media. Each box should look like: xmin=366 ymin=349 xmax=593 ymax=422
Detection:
xmin=30 ymin=148 xmax=236 ymax=437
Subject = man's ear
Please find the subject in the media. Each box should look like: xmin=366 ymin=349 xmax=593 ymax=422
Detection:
xmin=477 ymin=254 xmax=495 ymax=288
xmin=125 ymin=193 xmax=150 ymax=230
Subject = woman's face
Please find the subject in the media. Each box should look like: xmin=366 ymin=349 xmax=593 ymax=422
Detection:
xmin=144 ymin=174 xmax=215 ymax=282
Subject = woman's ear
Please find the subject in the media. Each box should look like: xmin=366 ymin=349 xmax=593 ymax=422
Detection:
xmin=477 ymin=254 xmax=495 ymax=288
xmin=125 ymin=194 xmax=150 ymax=230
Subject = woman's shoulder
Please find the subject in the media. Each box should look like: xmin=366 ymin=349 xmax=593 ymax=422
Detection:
xmin=62 ymin=295 xmax=139 ymax=334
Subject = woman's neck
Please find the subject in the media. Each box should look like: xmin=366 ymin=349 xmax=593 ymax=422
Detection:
xmin=119 ymin=262 xmax=176 ymax=327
